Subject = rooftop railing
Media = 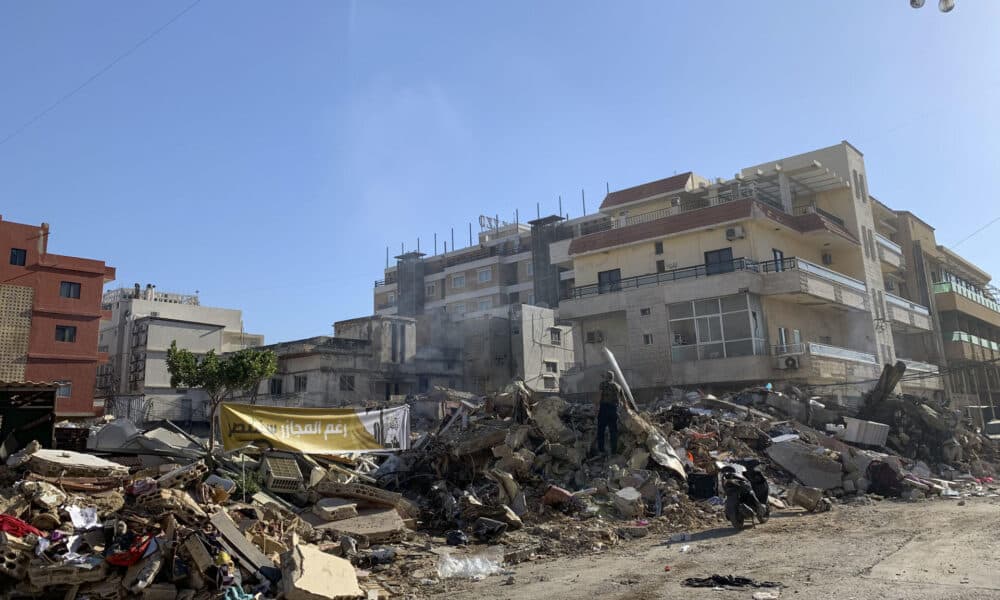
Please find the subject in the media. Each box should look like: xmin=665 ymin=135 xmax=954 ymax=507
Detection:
xmin=933 ymin=281 xmax=1000 ymax=313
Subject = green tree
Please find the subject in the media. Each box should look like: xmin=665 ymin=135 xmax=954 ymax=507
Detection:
xmin=166 ymin=341 xmax=278 ymax=453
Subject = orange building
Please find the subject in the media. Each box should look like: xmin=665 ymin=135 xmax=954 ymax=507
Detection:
xmin=0 ymin=215 xmax=115 ymax=416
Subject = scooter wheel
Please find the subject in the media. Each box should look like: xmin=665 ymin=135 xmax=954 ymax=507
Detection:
xmin=725 ymin=495 xmax=745 ymax=529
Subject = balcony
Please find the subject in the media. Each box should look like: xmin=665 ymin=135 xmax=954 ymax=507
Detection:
xmin=933 ymin=282 xmax=1000 ymax=328
xmin=898 ymin=358 xmax=944 ymax=392
xmin=884 ymin=292 xmax=932 ymax=332
xmin=560 ymin=257 xmax=869 ymax=319
xmin=374 ymin=278 xmax=397 ymax=290
xmin=943 ymin=331 xmax=1000 ymax=363
xmin=774 ymin=342 xmax=880 ymax=382
xmin=876 ymin=234 xmax=905 ymax=271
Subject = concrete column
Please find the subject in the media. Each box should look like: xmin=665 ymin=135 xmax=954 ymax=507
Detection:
xmin=777 ymin=172 xmax=793 ymax=213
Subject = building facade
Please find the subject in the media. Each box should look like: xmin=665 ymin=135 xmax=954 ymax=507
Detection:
xmin=97 ymin=284 xmax=264 ymax=421
xmin=558 ymin=142 xmax=942 ymax=405
xmin=0 ymin=216 xmax=115 ymax=416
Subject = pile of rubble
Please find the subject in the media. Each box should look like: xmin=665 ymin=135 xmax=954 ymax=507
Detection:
xmin=0 ymin=365 xmax=996 ymax=598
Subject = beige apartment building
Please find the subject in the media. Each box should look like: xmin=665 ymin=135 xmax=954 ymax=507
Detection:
xmin=557 ymin=142 xmax=943 ymax=406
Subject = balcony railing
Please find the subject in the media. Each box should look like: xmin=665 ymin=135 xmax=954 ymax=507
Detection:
xmin=792 ymin=204 xmax=847 ymax=229
xmin=947 ymin=331 xmax=1000 ymax=352
xmin=885 ymin=292 xmax=930 ymax=315
xmin=563 ymin=256 xmax=868 ymax=300
xmin=610 ymin=186 xmax=782 ymax=231
xmin=933 ymin=282 xmax=1000 ymax=313
xmin=376 ymin=302 xmax=397 ymax=310
xmin=761 ymin=257 xmax=868 ymax=292
xmin=875 ymin=233 xmax=903 ymax=255
xmin=807 ymin=342 xmax=878 ymax=364
xmin=899 ymin=358 xmax=939 ymax=373
xmin=773 ymin=343 xmax=806 ymax=356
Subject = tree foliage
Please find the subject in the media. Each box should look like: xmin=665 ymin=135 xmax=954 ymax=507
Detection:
xmin=166 ymin=341 xmax=278 ymax=452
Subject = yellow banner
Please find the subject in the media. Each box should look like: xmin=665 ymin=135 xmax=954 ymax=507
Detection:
xmin=219 ymin=403 xmax=410 ymax=453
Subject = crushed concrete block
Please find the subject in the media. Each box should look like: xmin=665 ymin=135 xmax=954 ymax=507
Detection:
xmin=134 ymin=488 xmax=206 ymax=524
xmin=141 ymin=582 xmax=177 ymax=600
xmin=312 ymin=498 xmax=359 ymax=522
xmin=324 ymin=508 xmax=408 ymax=544
xmin=156 ymin=461 xmax=208 ymax=489
xmin=280 ymin=541 xmax=363 ymax=599
xmin=532 ymin=397 xmax=575 ymax=444
xmin=25 ymin=449 xmax=129 ymax=478
xmin=786 ymin=484 xmax=824 ymax=512
xmin=766 ymin=440 xmax=843 ymax=490
xmin=613 ymin=487 xmax=644 ymax=518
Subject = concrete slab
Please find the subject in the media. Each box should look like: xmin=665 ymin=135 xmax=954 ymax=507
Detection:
xmin=766 ymin=440 xmax=843 ymax=490
xmin=280 ymin=542 xmax=363 ymax=599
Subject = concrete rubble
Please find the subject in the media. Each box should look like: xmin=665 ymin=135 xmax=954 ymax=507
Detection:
xmin=0 ymin=369 xmax=994 ymax=598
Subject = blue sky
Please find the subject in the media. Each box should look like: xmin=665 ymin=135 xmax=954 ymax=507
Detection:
xmin=2 ymin=1 xmax=998 ymax=342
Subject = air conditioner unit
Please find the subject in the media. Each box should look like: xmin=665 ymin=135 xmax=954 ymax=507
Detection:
xmin=821 ymin=253 xmax=833 ymax=266
xmin=725 ymin=225 xmax=746 ymax=241
xmin=670 ymin=196 xmax=681 ymax=207
xmin=778 ymin=356 xmax=800 ymax=370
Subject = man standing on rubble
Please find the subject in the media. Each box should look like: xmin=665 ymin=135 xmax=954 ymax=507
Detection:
xmin=596 ymin=371 xmax=624 ymax=456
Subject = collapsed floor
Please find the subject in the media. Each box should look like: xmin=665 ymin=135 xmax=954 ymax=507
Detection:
xmin=0 ymin=379 xmax=997 ymax=599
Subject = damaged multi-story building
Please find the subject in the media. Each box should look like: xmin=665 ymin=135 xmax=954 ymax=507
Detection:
xmin=370 ymin=141 xmax=1000 ymax=419
xmin=97 ymin=284 xmax=264 ymax=422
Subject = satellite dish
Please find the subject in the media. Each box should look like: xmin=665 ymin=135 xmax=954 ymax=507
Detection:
xmin=910 ymin=0 xmax=924 ymax=7
xmin=939 ymin=0 xmax=955 ymax=12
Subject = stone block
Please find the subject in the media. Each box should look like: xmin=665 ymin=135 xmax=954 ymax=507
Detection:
xmin=613 ymin=487 xmax=644 ymax=518
xmin=280 ymin=542 xmax=363 ymax=599
xmin=766 ymin=440 xmax=843 ymax=490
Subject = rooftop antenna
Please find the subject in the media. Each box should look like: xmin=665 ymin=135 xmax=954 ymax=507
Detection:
xmin=558 ymin=195 xmax=562 ymax=217
xmin=451 ymin=227 xmax=455 ymax=252
xmin=582 ymin=188 xmax=587 ymax=216
xmin=536 ymin=202 xmax=540 ymax=219
xmin=417 ymin=237 xmax=420 ymax=252
xmin=386 ymin=246 xmax=389 ymax=268
xmin=434 ymin=233 xmax=437 ymax=255
xmin=606 ymin=181 xmax=610 ymax=194
xmin=468 ymin=222 xmax=473 ymax=246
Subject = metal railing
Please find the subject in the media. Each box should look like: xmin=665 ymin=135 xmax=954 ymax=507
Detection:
xmin=773 ymin=343 xmax=806 ymax=356
xmin=376 ymin=302 xmax=397 ymax=310
xmin=609 ymin=187 xmax=782 ymax=231
xmin=563 ymin=256 xmax=868 ymax=300
xmin=761 ymin=257 xmax=868 ymax=292
xmin=933 ymin=282 xmax=1000 ymax=314
xmin=885 ymin=292 xmax=930 ymax=315
xmin=807 ymin=342 xmax=878 ymax=364
xmin=563 ymin=257 xmax=761 ymax=299
xmin=947 ymin=331 xmax=1000 ymax=352
xmin=792 ymin=204 xmax=847 ymax=229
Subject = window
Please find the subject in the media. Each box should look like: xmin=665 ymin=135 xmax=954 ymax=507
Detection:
xmin=55 ymin=381 xmax=72 ymax=398
xmin=9 ymin=248 xmax=27 ymax=266
xmin=656 ymin=260 xmax=666 ymax=273
xmin=859 ymin=174 xmax=867 ymax=202
xmin=526 ymin=291 xmax=534 ymax=305
xmin=60 ymin=281 xmax=81 ymax=299
xmin=426 ymin=283 xmax=436 ymax=297
xmin=853 ymin=169 xmax=861 ymax=199
xmin=340 ymin=375 xmax=356 ymax=391
xmin=654 ymin=241 xmax=664 ymax=255
xmin=509 ymin=291 xmax=520 ymax=304
xmin=550 ymin=328 xmax=561 ymax=345
xmin=543 ymin=376 xmax=557 ymax=389
xmin=294 ymin=375 xmax=308 ymax=393
xmin=643 ymin=333 xmax=653 ymax=345
xmin=419 ymin=376 xmax=429 ymax=393
xmin=478 ymin=298 xmax=492 ymax=311
xmin=861 ymin=227 xmax=870 ymax=258
xmin=453 ymin=302 xmax=467 ymax=315
xmin=478 ymin=268 xmax=492 ymax=283
xmin=269 ymin=378 xmax=283 ymax=395
xmin=452 ymin=274 xmax=466 ymax=289
xmin=55 ymin=325 xmax=77 ymax=343
xmin=586 ymin=330 xmax=603 ymax=344
xmin=526 ymin=261 xmax=533 ymax=277
xmin=669 ymin=293 xmax=765 ymax=362
xmin=386 ymin=293 xmax=395 ymax=304
xmin=511 ymin=325 xmax=520 ymax=335
xmin=640 ymin=307 xmax=651 ymax=316
xmin=598 ymin=269 xmax=621 ymax=293
xmin=704 ymin=248 xmax=734 ymax=275
xmin=544 ymin=361 xmax=558 ymax=373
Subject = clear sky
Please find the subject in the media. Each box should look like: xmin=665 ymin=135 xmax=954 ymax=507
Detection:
xmin=2 ymin=1 xmax=998 ymax=343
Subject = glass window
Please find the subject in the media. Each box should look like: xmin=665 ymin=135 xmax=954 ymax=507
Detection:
xmin=722 ymin=312 xmax=751 ymax=339
xmin=672 ymin=346 xmax=698 ymax=362
xmin=60 ymin=281 xmax=81 ymax=299
xmin=478 ymin=298 xmax=492 ymax=311
xmin=426 ymin=283 xmax=435 ymax=297
xmin=544 ymin=361 xmax=558 ymax=373
xmin=720 ymin=295 xmax=747 ymax=313
xmin=452 ymin=274 xmax=465 ymax=289
xmin=543 ymin=376 xmax=557 ymax=389
xmin=269 ymin=378 xmax=282 ymax=395
xmin=294 ymin=375 xmax=308 ymax=393
xmin=725 ymin=340 xmax=754 ymax=357
xmin=9 ymin=248 xmax=26 ymax=266
xmin=642 ymin=333 xmax=653 ymax=345
xmin=598 ymin=269 xmax=621 ymax=293
xmin=671 ymin=319 xmax=696 ymax=346
xmin=695 ymin=298 xmax=720 ymax=316
xmin=339 ymin=375 xmax=355 ymax=391
xmin=478 ymin=268 xmax=492 ymax=283
xmin=668 ymin=301 xmax=693 ymax=319
xmin=640 ymin=307 xmax=651 ymax=316
xmin=656 ymin=260 xmax=666 ymax=273
xmin=654 ymin=241 xmax=663 ymax=255
xmin=698 ymin=343 xmax=725 ymax=360
xmin=526 ymin=262 xmax=533 ymax=276
xmin=704 ymin=248 xmax=734 ymax=275
xmin=696 ymin=316 xmax=723 ymax=342
xmin=853 ymin=170 xmax=861 ymax=199
xmin=550 ymin=328 xmax=561 ymax=345
xmin=55 ymin=325 xmax=77 ymax=342
xmin=56 ymin=381 xmax=72 ymax=398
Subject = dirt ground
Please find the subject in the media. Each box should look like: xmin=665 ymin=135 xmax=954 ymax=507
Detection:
xmin=432 ymin=496 xmax=1000 ymax=600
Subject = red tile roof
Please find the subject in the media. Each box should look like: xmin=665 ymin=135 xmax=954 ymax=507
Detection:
xmin=601 ymin=172 xmax=692 ymax=210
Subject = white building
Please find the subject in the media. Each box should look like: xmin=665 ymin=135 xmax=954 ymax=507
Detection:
xmin=97 ymin=283 xmax=264 ymax=422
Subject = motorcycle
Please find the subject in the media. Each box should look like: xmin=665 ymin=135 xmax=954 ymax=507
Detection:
xmin=719 ymin=459 xmax=770 ymax=529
